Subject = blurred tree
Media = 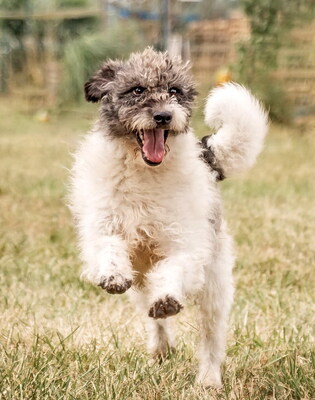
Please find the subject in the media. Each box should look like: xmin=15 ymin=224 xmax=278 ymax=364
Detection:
xmin=60 ymin=21 xmax=145 ymax=103
xmin=57 ymin=0 xmax=100 ymax=42
xmin=0 ymin=0 xmax=99 ymax=71
xmin=237 ymin=0 xmax=315 ymax=122
xmin=0 ymin=0 xmax=29 ymax=71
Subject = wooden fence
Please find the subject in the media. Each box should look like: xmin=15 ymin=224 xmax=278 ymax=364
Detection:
xmin=275 ymin=22 xmax=315 ymax=115
xmin=188 ymin=15 xmax=315 ymax=116
xmin=188 ymin=14 xmax=250 ymax=81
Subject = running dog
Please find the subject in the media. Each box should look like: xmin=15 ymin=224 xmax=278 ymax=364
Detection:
xmin=69 ymin=47 xmax=268 ymax=387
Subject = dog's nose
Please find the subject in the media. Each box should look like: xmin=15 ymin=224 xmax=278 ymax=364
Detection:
xmin=153 ymin=112 xmax=172 ymax=125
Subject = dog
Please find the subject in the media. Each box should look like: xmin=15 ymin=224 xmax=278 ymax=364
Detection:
xmin=69 ymin=47 xmax=268 ymax=387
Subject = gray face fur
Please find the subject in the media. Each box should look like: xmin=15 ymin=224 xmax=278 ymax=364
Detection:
xmin=84 ymin=47 xmax=197 ymax=166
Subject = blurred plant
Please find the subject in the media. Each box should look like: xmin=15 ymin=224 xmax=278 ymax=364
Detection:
xmin=0 ymin=0 xmax=30 ymax=71
xmin=236 ymin=0 xmax=315 ymax=123
xmin=60 ymin=22 xmax=146 ymax=103
xmin=0 ymin=0 xmax=99 ymax=67
xmin=57 ymin=0 xmax=100 ymax=42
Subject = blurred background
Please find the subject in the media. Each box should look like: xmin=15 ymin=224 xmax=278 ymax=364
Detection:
xmin=1 ymin=2 xmax=315 ymax=398
xmin=0 ymin=0 xmax=314 ymax=124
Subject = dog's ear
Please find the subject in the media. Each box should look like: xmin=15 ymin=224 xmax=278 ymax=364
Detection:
xmin=84 ymin=60 xmax=122 ymax=103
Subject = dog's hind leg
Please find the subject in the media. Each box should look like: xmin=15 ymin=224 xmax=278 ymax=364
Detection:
xmin=196 ymin=231 xmax=234 ymax=388
xmin=129 ymin=288 xmax=176 ymax=358
xmin=147 ymin=318 xmax=176 ymax=358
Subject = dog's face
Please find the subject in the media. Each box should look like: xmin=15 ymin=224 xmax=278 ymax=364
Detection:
xmin=84 ymin=47 xmax=197 ymax=166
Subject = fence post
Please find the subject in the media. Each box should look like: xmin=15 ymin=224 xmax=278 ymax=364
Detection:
xmin=160 ymin=0 xmax=171 ymax=51
xmin=0 ymin=37 xmax=10 ymax=94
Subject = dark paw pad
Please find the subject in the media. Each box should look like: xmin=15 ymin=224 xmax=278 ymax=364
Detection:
xmin=98 ymin=274 xmax=132 ymax=294
xmin=148 ymin=296 xmax=183 ymax=319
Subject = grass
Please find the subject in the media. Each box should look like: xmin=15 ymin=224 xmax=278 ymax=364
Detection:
xmin=0 ymin=98 xmax=314 ymax=400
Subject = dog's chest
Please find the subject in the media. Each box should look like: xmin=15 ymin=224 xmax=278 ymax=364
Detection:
xmin=105 ymin=157 xmax=213 ymax=240
xmin=96 ymin=132 xmax=218 ymax=249
xmin=108 ymin=164 xmax=180 ymax=224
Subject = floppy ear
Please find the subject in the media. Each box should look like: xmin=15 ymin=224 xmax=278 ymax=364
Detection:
xmin=84 ymin=60 xmax=122 ymax=103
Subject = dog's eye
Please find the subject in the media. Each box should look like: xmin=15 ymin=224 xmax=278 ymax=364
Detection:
xmin=169 ymin=87 xmax=182 ymax=96
xmin=133 ymin=86 xmax=146 ymax=95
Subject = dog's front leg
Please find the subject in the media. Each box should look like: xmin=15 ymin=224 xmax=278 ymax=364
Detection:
xmin=146 ymin=253 xmax=205 ymax=319
xmin=82 ymin=235 xmax=133 ymax=294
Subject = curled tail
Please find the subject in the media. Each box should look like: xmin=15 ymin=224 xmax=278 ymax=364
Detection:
xmin=200 ymin=83 xmax=269 ymax=179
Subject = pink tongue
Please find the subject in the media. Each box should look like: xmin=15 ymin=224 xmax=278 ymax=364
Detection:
xmin=142 ymin=129 xmax=165 ymax=163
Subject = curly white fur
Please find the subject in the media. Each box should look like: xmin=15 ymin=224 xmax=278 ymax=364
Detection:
xmin=204 ymin=83 xmax=269 ymax=177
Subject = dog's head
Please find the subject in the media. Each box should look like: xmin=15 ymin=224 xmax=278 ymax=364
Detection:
xmin=84 ymin=47 xmax=197 ymax=166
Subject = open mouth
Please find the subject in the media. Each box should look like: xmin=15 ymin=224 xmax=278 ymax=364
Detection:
xmin=136 ymin=129 xmax=169 ymax=166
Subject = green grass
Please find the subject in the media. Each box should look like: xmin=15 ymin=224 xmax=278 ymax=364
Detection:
xmin=0 ymin=99 xmax=314 ymax=399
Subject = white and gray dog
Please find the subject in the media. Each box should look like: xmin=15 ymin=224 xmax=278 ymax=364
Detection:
xmin=69 ymin=47 xmax=268 ymax=387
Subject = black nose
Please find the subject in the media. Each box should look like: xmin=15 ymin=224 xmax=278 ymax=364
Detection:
xmin=153 ymin=111 xmax=172 ymax=125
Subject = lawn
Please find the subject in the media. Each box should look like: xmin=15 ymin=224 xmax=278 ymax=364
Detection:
xmin=0 ymin=99 xmax=314 ymax=399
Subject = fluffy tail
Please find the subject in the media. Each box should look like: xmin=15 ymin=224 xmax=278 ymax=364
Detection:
xmin=201 ymin=83 xmax=268 ymax=179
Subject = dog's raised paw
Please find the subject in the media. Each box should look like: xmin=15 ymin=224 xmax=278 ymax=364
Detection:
xmin=148 ymin=296 xmax=183 ymax=319
xmin=98 ymin=274 xmax=132 ymax=294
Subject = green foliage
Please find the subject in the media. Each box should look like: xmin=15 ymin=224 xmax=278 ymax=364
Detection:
xmin=0 ymin=0 xmax=29 ymax=71
xmin=60 ymin=22 xmax=146 ymax=104
xmin=0 ymin=0 xmax=28 ymax=9
xmin=58 ymin=17 xmax=100 ymax=44
xmin=236 ymin=40 xmax=293 ymax=124
xmin=57 ymin=0 xmax=90 ymax=7
xmin=0 ymin=0 xmax=98 ymax=74
xmin=57 ymin=0 xmax=99 ymax=40
xmin=0 ymin=0 xmax=31 ymax=39
xmin=236 ymin=0 xmax=315 ymax=123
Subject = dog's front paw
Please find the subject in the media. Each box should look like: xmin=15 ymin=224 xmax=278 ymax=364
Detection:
xmin=98 ymin=273 xmax=132 ymax=294
xmin=148 ymin=296 xmax=183 ymax=319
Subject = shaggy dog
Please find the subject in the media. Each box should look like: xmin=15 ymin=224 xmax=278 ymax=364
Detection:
xmin=69 ymin=47 xmax=268 ymax=387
